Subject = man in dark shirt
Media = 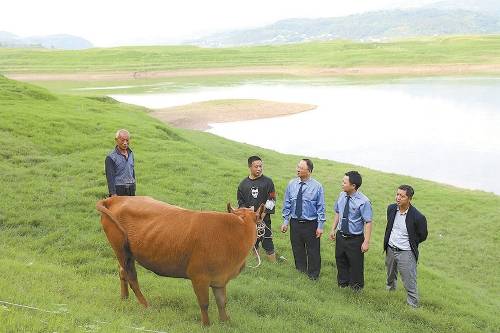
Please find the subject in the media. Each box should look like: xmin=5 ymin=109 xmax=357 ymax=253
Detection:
xmin=105 ymin=129 xmax=136 ymax=197
xmin=237 ymin=156 xmax=277 ymax=262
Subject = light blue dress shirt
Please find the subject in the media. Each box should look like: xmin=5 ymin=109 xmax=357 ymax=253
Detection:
xmin=334 ymin=190 xmax=373 ymax=235
xmin=282 ymin=177 xmax=326 ymax=229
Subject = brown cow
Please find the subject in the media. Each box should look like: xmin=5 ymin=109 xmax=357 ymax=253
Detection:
xmin=96 ymin=196 xmax=265 ymax=326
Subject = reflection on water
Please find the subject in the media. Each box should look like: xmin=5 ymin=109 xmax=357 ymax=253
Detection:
xmin=111 ymin=78 xmax=500 ymax=195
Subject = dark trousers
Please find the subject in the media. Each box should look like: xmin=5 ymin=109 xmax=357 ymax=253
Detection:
xmin=114 ymin=184 xmax=136 ymax=196
xmin=255 ymin=219 xmax=275 ymax=255
xmin=335 ymin=230 xmax=364 ymax=289
xmin=290 ymin=219 xmax=321 ymax=279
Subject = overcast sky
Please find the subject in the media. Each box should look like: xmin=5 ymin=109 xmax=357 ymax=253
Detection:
xmin=1 ymin=0 xmax=440 ymax=47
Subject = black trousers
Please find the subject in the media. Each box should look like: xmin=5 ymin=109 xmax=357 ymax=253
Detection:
xmin=114 ymin=184 xmax=136 ymax=196
xmin=290 ymin=219 xmax=321 ymax=279
xmin=255 ymin=219 xmax=275 ymax=255
xmin=335 ymin=230 xmax=364 ymax=289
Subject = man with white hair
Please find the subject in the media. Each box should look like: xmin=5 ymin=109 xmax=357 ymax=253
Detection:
xmin=105 ymin=129 xmax=136 ymax=196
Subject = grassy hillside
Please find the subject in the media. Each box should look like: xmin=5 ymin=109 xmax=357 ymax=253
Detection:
xmin=1 ymin=35 xmax=500 ymax=73
xmin=0 ymin=74 xmax=499 ymax=332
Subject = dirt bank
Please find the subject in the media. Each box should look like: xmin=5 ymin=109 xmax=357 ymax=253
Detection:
xmin=6 ymin=64 xmax=500 ymax=81
xmin=150 ymin=99 xmax=316 ymax=130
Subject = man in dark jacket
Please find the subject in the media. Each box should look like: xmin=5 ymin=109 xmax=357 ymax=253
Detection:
xmin=105 ymin=129 xmax=136 ymax=197
xmin=384 ymin=184 xmax=428 ymax=307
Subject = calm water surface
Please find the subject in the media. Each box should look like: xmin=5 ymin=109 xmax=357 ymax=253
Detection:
xmin=112 ymin=78 xmax=500 ymax=195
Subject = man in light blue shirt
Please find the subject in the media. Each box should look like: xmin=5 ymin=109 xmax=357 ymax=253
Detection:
xmin=281 ymin=159 xmax=326 ymax=280
xmin=329 ymin=171 xmax=373 ymax=290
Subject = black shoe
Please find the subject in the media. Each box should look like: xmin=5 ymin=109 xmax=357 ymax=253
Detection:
xmin=308 ymin=276 xmax=319 ymax=281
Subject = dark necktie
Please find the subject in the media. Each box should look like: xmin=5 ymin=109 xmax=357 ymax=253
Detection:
xmin=295 ymin=182 xmax=305 ymax=218
xmin=341 ymin=195 xmax=351 ymax=234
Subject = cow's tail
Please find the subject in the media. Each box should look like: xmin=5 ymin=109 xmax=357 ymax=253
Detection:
xmin=96 ymin=199 xmax=134 ymax=275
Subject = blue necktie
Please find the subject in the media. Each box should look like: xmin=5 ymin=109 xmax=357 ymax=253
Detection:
xmin=341 ymin=195 xmax=351 ymax=234
xmin=295 ymin=182 xmax=305 ymax=218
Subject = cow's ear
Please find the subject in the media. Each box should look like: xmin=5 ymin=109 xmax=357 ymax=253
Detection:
xmin=257 ymin=203 xmax=266 ymax=222
xmin=227 ymin=202 xmax=235 ymax=213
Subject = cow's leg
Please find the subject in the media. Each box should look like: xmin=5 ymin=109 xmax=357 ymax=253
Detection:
xmin=102 ymin=217 xmax=133 ymax=301
xmin=119 ymin=265 xmax=129 ymax=299
xmin=126 ymin=260 xmax=149 ymax=307
xmin=191 ymin=279 xmax=210 ymax=326
xmin=212 ymin=285 xmax=229 ymax=322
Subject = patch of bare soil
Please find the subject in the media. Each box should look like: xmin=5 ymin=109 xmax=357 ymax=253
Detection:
xmin=150 ymin=99 xmax=316 ymax=130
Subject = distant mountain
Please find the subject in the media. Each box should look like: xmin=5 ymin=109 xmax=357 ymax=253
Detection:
xmin=0 ymin=31 xmax=18 ymax=41
xmin=190 ymin=6 xmax=500 ymax=47
xmin=0 ymin=32 xmax=93 ymax=50
xmin=426 ymin=0 xmax=500 ymax=17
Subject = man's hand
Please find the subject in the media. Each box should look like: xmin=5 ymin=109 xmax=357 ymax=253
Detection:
xmin=316 ymin=228 xmax=323 ymax=239
xmin=361 ymin=240 xmax=370 ymax=253
xmin=281 ymin=224 xmax=288 ymax=233
xmin=328 ymin=230 xmax=336 ymax=241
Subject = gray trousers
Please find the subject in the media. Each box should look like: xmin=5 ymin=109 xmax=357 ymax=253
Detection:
xmin=385 ymin=247 xmax=419 ymax=307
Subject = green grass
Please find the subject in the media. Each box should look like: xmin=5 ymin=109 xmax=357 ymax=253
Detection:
xmin=1 ymin=35 xmax=500 ymax=74
xmin=0 ymin=74 xmax=499 ymax=332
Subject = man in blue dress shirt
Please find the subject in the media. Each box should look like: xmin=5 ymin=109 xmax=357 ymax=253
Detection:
xmin=281 ymin=159 xmax=326 ymax=280
xmin=329 ymin=171 xmax=373 ymax=290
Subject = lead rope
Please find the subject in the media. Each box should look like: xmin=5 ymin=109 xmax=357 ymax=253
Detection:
xmin=248 ymin=221 xmax=266 ymax=268
xmin=247 ymin=246 xmax=261 ymax=268
xmin=256 ymin=221 xmax=266 ymax=238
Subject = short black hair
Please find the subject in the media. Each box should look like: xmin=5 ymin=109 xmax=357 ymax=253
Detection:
xmin=345 ymin=171 xmax=362 ymax=190
xmin=398 ymin=185 xmax=414 ymax=199
xmin=248 ymin=155 xmax=262 ymax=167
xmin=302 ymin=158 xmax=314 ymax=172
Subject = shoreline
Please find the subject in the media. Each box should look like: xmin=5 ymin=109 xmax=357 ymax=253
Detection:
xmin=5 ymin=64 xmax=500 ymax=81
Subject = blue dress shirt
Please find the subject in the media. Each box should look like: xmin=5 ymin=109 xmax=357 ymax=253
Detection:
xmin=282 ymin=177 xmax=326 ymax=229
xmin=334 ymin=190 xmax=373 ymax=235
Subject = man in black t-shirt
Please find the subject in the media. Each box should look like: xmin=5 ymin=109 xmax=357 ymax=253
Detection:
xmin=237 ymin=156 xmax=277 ymax=262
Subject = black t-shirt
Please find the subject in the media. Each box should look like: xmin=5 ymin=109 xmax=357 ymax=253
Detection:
xmin=237 ymin=175 xmax=276 ymax=222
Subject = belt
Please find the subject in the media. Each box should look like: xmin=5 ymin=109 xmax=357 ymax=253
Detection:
xmin=338 ymin=231 xmax=363 ymax=239
xmin=117 ymin=183 xmax=135 ymax=188
xmin=389 ymin=245 xmax=408 ymax=252
xmin=291 ymin=218 xmax=317 ymax=223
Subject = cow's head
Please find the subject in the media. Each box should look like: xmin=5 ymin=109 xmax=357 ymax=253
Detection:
xmin=227 ymin=203 xmax=266 ymax=224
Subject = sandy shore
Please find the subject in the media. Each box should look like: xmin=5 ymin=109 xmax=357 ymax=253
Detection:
xmin=150 ymin=99 xmax=316 ymax=130
xmin=6 ymin=64 xmax=500 ymax=81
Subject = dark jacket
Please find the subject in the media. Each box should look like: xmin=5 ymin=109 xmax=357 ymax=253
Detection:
xmin=384 ymin=204 xmax=428 ymax=261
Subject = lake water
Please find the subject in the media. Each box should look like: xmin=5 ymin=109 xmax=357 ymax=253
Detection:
xmin=111 ymin=78 xmax=500 ymax=195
